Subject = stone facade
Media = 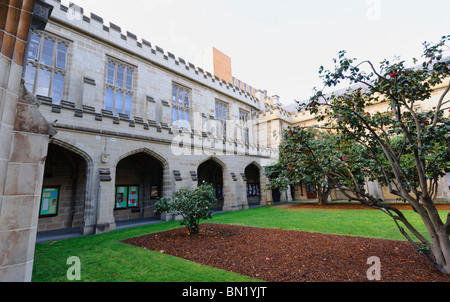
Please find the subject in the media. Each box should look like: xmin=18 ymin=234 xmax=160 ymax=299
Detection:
xmin=1 ymin=0 xmax=449 ymax=283
xmin=26 ymin=0 xmax=286 ymax=236
xmin=0 ymin=0 xmax=55 ymax=282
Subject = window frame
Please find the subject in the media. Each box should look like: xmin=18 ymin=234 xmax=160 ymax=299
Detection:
xmin=104 ymin=57 xmax=136 ymax=117
xmin=24 ymin=31 xmax=69 ymax=105
xmin=172 ymin=83 xmax=191 ymax=129
xmin=239 ymin=109 xmax=250 ymax=145
xmin=215 ymin=100 xmax=228 ymax=139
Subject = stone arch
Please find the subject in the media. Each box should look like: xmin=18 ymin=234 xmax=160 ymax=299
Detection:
xmin=49 ymin=138 xmax=94 ymax=167
xmin=39 ymin=139 xmax=94 ymax=232
xmin=197 ymin=156 xmax=228 ymax=211
xmin=197 ymin=155 xmax=228 ymax=172
xmin=245 ymin=162 xmax=262 ymax=206
xmin=114 ymin=148 xmax=170 ymax=221
xmin=116 ymin=147 xmax=169 ymax=170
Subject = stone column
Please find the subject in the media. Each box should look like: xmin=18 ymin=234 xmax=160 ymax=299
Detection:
xmin=0 ymin=0 xmax=56 ymax=282
xmin=94 ymin=166 xmax=116 ymax=234
xmin=259 ymin=172 xmax=272 ymax=206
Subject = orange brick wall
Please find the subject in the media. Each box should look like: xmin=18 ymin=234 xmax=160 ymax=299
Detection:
xmin=213 ymin=47 xmax=233 ymax=84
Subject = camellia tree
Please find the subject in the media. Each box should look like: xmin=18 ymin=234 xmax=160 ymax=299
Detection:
xmin=154 ymin=183 xmax=217 ymax=236
xmin=274 ymin=127 xmax=372 ymax=205
xmin=299 ymin=36 xmax=450 ymax=274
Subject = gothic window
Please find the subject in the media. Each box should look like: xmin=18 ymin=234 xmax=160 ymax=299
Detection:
xmin=239 ymin=110 xmax=250 ymax=144
xmin=104 ymin=57 xmax=135 ymax=117
xmin=24 ymin=31 xmax=69 ymax=105
xmin=215 ymin=100 xmax=228 ymax=139
xmin=172 ymin=84 xmax=191 ymax=128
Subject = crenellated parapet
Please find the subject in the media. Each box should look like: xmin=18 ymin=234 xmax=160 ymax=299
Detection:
xmin=37 ymin=95 xmax=279 ymax=159
xmin=45 ymin=0 xmax=261 ymax=110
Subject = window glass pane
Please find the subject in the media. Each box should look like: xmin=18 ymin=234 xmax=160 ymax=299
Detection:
xmin=115 ymin=90 xmax=123 ymax=114
xmin=116 ymin=65 xmax=124 ymax=88
xmin=172 ymin=107 xmax=178 ymax=126
xmin=24 ymin=63 xmax=36 ymax=92
xmin=184 ymin=91 xmax=189 ymax=107
xmin=184 ymin=110 xmax=189 ymax=128
xmin=40 ymin=38 xmax=54 ymax=66
xmin=126 ymin=69 xmax=133 ymax=90
xmin=51 ymin=72 xmax=64 ymax=103
xmin=107 ymin=62 xmax=115 ymax=85
xmin=178 ymin=88 xmax=183 ymax=106
xmin=215 ymin=102 xmax=219 ymax=118
xmin=35 ymin=68 xmax=51 ymax=96
xmin=105 ymin=87 xmax=114 ymax=112
xmin=28 ymin=33 xmax=41 ymax=61
xmin=223 ymin=106 xmax=227 ymax=120
xmin=56 ymin=43 xmax=67 ymax=69
xmin=124 ymin=93 xmax=132 ymax=117
xmin=172 ymin=86 xmax=178 ymax=104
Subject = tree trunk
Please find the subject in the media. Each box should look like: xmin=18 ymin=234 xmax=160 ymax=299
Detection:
xmin=418 ymin=196 xmax=450 ymax=274
xmin=317 ymin=186 xmax=331 ymax=206
xmin=435 ymin=229 xmax=450 ymax=274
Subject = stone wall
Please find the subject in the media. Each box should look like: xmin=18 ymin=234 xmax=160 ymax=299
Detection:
xmin=0 ymin=0 xmax=56 ymax=282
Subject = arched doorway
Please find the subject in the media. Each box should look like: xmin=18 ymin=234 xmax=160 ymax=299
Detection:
xmin=197 ymin=159 xmax=224 ymax=211
xmin=39 ymin=143 xmax=88 ymax=232
xmin=245 ymin=163 xmax=261 ymax=206
xmin=115 ymin=152 xmax=164 ymax=221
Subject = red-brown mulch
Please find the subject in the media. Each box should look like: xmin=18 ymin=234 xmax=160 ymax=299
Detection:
xmin=122 ymin=222 xmax=450 ymax=282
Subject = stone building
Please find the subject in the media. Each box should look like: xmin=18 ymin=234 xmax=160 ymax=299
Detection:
xmin=21 ymin=0 xmax=295 ymax=237
xmin=0 ymin=0 xmax=55 ymax=283
xmin=1 ymin=0 xmax=449 ymax=282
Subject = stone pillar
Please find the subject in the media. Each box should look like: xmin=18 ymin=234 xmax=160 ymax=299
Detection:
xmin=239 ymin=174 xmax=250 ymax=210
xmin=223 ymin=172 xmax=241 ymax=212
xmin=94 ymin=166 xmax=116 ymax=234
xmin=279 ymin=187 xmax=293 ymax=203
xmin=0 ymin=0 xmax=56 ymax=282
xmin=259 ymin=172 xmax=272 ymax=206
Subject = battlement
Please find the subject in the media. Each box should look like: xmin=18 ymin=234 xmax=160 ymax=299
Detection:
xmin=46 ymin=0 xmax=261 ymax=109
xmin=37 ymin=95 xmax=279 ymax=159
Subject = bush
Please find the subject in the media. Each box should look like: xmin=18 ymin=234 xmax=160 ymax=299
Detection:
xmin=154 ymin=183 xmax=217 ymax=236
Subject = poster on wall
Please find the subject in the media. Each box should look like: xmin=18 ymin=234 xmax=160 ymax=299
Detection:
xmin=115 ymin=186 xmax=128 ymax=209
xmin=128 ymin=186 xmax=139 ymax=208
xmin=115 ymin=185 xmax=139 ymax=209
xmin=40 ymin=187 xmax=60 ymax=217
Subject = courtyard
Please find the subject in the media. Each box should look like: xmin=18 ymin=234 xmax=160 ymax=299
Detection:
xmin=32 ymin=202 xmax=450 ymax=283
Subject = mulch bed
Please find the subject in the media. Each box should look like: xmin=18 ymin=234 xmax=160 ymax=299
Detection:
xmin=123 ymin=221 xmax=450 ymax=282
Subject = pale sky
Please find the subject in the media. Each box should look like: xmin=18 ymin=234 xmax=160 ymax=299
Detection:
xmin=63 ymin=0 xmax=450 ymax=106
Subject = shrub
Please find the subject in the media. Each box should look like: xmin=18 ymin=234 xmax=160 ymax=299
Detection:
xmin=154 ymin=183 xmax=217 ymax=236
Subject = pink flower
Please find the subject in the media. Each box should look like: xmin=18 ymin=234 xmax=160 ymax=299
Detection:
xmin=342 ymin=157 xmax=347 ymax=161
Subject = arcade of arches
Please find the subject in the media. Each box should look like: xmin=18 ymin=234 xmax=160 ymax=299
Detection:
xmin=37 ymin=144 xmax=274 ymax=233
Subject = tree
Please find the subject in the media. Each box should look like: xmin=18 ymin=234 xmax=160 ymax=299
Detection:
xmin=154 ymin=183 xmax=217 ymax=236
xmin=264 ymin=162 xmax=290 ymax=191
xmin=301 ymin=36 xmax=450 ymax=273
xmin=270 ymin=127 xmax=373 ymax=205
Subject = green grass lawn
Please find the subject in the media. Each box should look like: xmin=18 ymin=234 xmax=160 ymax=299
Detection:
xmin=32 ymin=203 xmax=438 ymax=282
